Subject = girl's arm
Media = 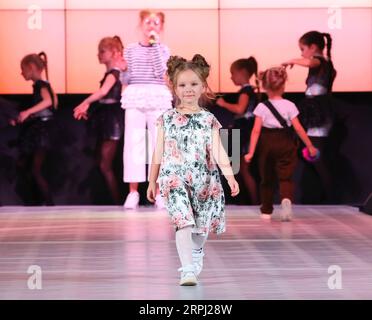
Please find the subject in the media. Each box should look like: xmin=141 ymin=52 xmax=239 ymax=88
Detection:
xmin=216 ymin=93 xmax=249 ymax=115
xmin=18 ymin=87 xmax=53 ymax=123
xmin=147 ymin=125 xmax=164 ymax=202
xmin=291 ymin=117 xmax=317 ymax=156
xmin=151 ymin=44 xmax=169 ymax=79
xmin=73 ymin=74 xmax=117 ymax=120
xmin=282 ymin=57 xmax=321 ymax=69
xmin=244 ymin=116 xmax=262 ymax=162
xmin=211 ymin=129 xmax=240 ymax=196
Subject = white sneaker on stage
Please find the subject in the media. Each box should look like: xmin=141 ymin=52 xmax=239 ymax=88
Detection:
xmin=123 ymin=191 xmax=140 ymax=209
xmin=178 ymin=264 xmax=198 ymax=286
xmin=192 ymin=248 xmax=204 ymax=276
xmin=281 ymin=198 xmax=293 ymax=222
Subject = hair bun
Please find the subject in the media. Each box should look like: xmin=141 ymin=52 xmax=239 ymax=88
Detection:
xmin=167 ymin=55 xmax=187 ymax=78
xmin=191 ymin=54 xmax=210 ymax=78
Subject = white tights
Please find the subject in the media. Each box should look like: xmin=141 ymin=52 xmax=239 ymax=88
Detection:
xmin=176 ymin=226 xmax=208 ymax=268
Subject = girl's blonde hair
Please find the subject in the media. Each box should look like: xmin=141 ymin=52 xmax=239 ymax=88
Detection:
xmin=167 ymin=54 xmax=215 ymax=104
xmin=99 ymin=36 xmax=124 ymax=55
xmin=259 ymin=66 xmax=288 ymax=91
xmin=139 ymin=9 xmax=165 ymax=24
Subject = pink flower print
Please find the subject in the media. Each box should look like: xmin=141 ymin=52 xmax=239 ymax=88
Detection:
xmin=173 ymin=115 xmax=188 ymax=127
xmin=198 ymin=187 xmax=210 ymax=201
xmin=206 ymin=116 xmax=213 ymax=126
xmin=166 ymin=139 xmax=177 ymax=150
xmin=210 ymin=184 xmax=221 ymax=199
xmin=212 ymin=117 xmax=222 ymax=130
xmin=185 ymin=171 xmax=193 ymax=184
xmin=168 ymin=174 xmax=181 ymax=189
xmin=210 ymin=218 xmax=220 ymax=229
xmin=162 ymin=186 xmax=170 ymax=199
xmin=172 ymin=213 xmax=183 ymax=226
xmin=195 ymin=153 xmax=200 ymax=160
xmin=171 ymin=147 xmax=183 ymax=163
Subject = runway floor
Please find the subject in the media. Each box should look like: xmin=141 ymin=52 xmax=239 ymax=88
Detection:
xmin=0 ymin=205 xmax=371 ymax=300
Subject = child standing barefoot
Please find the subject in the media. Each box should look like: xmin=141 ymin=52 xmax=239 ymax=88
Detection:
xmin=147 ymin=54 xmax=239 ymax=285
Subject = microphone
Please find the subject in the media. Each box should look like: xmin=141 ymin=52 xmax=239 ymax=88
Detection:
xmin=149 ymin=31 xmax=158 ymax=45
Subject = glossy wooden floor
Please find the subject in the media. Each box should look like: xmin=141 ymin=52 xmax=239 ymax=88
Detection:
xmin=0 ymin=205 xmax=371 ymax=300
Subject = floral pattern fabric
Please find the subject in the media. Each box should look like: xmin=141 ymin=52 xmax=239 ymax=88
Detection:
xmin=158 ymin=108 xmax=226 ymax=235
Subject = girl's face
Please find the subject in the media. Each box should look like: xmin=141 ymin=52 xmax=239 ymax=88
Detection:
xmin=299 ymin=42 xmax=317 ymax=59
xmin=21 ymin=63 xmax=36 ymax=81
xmin=230 ymin=68 xmax=247 ymax=86
xmin=175 ymin=69 xmax=205 ymax=106
xmin=98 ymin=46 xmax=115 ymax=64
xmin=141 ymin=14 xmax=163 ymax=38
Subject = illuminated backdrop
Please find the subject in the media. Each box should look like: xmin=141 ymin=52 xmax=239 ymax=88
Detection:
xmin=0 ymin=0 xmax=371 ymax=93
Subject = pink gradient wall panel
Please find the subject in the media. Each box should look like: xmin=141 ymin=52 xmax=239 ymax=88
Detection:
xmin=66 ymin=10 xmax=218 ymax=93
xmin=0 ymin=3 xmax=371 ymax=94
xmin=220 ymin=8 xmax=372 ymax=92
xmin=65 ymin=11 xmax=132 ymax=94
xmin=0 ymin=10 xmax=65 ymax=94
xmin=163 ymin=10 xmax=219 ymax=91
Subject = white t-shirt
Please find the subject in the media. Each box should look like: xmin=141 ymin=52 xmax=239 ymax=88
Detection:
xmin=253 ymin=99 xmax=299 ymax=128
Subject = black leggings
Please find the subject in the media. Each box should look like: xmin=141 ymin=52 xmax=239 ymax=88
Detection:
xmin=17 ymin=149 xmax=54 ymax=205
xmin=96 ymin=139 xmax=121 ymax=205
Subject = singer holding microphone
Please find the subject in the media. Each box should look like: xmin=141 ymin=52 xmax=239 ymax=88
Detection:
xmin=121 ymin=10 xmax=172 ymax=209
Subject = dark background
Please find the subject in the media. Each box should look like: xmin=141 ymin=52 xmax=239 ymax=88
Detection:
xmin=0 ymin=92 xmax=371 ymax=206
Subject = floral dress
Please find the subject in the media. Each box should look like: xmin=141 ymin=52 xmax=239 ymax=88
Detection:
xmin=157 ymin=108 xmax=226 ymax=235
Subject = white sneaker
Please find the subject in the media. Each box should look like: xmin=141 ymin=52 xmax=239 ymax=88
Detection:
xmin=155 ymin=194 xmax=165 ymax=209
xmin=261 ymin=213 xmax=272 ymax=221
xmin=123 ymin=191 xmax=139 ymax=209
xmin=192 ymin=248 xmax=204 ymax=276
xmin=281 ymin=198 xmax=293 ymax=222
xmin=178 ymin=264 xmax=198 ymax=286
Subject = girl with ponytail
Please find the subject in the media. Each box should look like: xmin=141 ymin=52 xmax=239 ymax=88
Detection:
xmin=15 ymin=51 xmax=57 ymax=205
xmin=282 ymin=31 xmax=337 ymax=203
xmin=73 ymin=36 xmax=126 ymax=205
xmin=216 ymin=57 xmax=260 ymax=205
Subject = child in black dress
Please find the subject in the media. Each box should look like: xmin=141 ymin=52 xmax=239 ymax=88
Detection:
xmin=216 ymin=57 xmax=259 ymax=204
xmin=282 ymin=31 xmax=337 ymax=202
xmin=74 ymin=36 xmax=126 ymax=204
xmin=15 ymin=52 xmax=58 ymax=205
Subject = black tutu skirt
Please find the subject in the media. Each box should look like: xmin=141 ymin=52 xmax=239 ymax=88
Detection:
xmin=18 ymin=117 xmax=54 ymax=155
xmin=232 ymin=117 xmax=254 ymax=156
xmin=89 ymin=102 xmax=124 ymax=141
xmin=297 ymin=95 xmax=334 ymax=129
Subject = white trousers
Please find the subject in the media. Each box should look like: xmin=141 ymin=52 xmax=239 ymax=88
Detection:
xmin=123 ymin=108 xmax=165 ymax=182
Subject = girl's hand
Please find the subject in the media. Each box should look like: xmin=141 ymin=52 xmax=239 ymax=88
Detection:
xmin=308 ymin=145 xmax=318 ymax=158
xmin=216 ymin=97 xmax=225 ymax=108
xmin=244 ymin=152 xmax=254 ymax=163
xmin=17 ymin=110 xmax=30 ymax=123
xmin=147 ymin=181 xmax=157 ymax=203
xmin=282 ymin=61 xmax=294 ymax=69
xmin=73 ymin=102 xmax=89 ymax=120
xmin=227 ymin=177 xmax=240 ymax=197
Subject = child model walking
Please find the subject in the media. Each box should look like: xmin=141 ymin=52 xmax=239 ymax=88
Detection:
xmin=245 ymin=67 xmax=318 ymax=221
xmin=147 ymin=54 xmax=239 ymax=285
